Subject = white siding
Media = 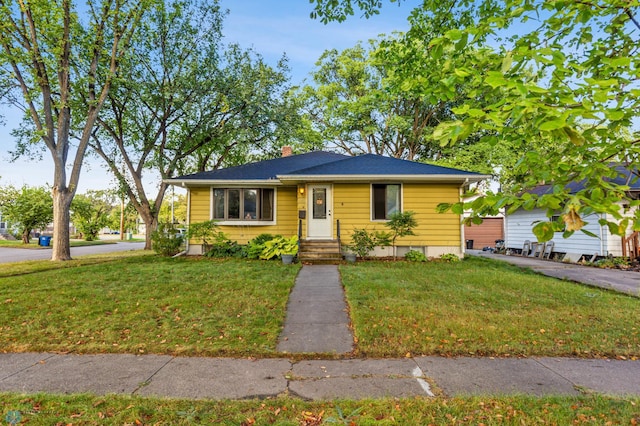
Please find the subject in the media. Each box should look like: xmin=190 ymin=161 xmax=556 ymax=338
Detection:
xmin=505 ymin=209 xmax=607 ymax=256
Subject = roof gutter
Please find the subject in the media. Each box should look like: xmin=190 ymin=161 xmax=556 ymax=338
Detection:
xmin=276 ymin=174 xmax=490 ymax=184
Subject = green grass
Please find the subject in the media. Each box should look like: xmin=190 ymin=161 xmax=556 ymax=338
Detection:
xmin=341 ymin=257 xmax=640 ymax=358
xmin=0 ymin=254 xmax=300 ymax=357
xmin=0 ymin=393 xmax=638 ymax=425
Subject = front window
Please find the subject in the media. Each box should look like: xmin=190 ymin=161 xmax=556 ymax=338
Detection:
xmin=212 ymin=188 xmax=274 ymax=221
xmin=372 ymin=184 xmax=401 ymax=220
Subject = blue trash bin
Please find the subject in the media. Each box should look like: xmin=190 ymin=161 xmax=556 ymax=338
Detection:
xmin=39 ymin=236 xmax=51 ymax=247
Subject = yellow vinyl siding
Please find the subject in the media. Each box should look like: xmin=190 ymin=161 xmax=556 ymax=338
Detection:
xmin=189 ymin=187 xmax=211 ymax=223
xmin=402 ymin=183 xmax=461 ymax=246
xmin=333 ymin=183 xmax=372 ymax=241
xmin=188 ymin=182 xmax=461 ymax=246
xmin=188 ymin=186 xmax=298 ymax=244
xmin=333 ymin=182 xmax=461 ymax=246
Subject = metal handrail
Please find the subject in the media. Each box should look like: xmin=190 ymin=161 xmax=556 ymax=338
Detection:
xmin=336 ymin=219 xmax=341 ymax=254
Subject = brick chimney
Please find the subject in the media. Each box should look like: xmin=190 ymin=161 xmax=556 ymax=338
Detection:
xmin=281 ymin=146 xmax=293 ymax=157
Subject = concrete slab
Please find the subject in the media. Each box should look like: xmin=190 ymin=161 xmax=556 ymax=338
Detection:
xmin=288 ymin=288 xmax=346 ymax=302
xmin=415 ymin=356 xmax=579 ymax=396
xmin=0 ymin=353 xmax=171 ymax=395
xmin=290 ymin=376 xmax=427 ymax=400
xmin=292 ymin=359 xmax=418 ymax=378
xmin=284 ymin=303 xmax=350 ymax=324
xmin=0 ymin=353 xmax=56 ymax=380
xmin=278 ymin=323 xmax=354 ymax=354
xmin=536 ymin=357 xmax=640 ymax=396
xmin=277 ymin=265 xmax=354 ymax=354
xmin=138 ymin=357 xmax=290 ymax=400
xmin=289 ymin=359 xmax=433 ymax=399
xmin=292 ymin=265 xmax=342 ymax=287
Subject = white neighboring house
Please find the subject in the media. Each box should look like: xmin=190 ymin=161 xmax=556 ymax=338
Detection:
xmin=505 ymin=166 xmax=640 ymax=260
xmin=0 ymin=211 xmax=9 ymax=236
xmin=506 ymin=208 xmax=636 ymax=259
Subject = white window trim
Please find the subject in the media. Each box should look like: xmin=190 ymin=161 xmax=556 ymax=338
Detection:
xmin=209 ymin=187 xmax=277 ymax=225
xmin=370 ymin=183 xmax=403 ymax=221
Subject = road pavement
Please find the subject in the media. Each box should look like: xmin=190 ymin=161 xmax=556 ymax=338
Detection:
xmin=0 ymin=241 xmax=145 ymax=263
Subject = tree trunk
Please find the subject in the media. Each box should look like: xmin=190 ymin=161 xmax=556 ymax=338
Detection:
xmin=52 ymin=189 xmax=73 ymax=261
xmin=142 ymin=212 xmax=158 ymax=250
xmin=22 ymin=230 xmax=30 ymax=244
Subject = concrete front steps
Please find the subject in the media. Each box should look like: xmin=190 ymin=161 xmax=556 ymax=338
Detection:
xmin=298 ymin=239 xmax=343 ymax=264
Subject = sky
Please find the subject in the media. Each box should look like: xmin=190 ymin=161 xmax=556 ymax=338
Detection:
xmin=0 ymin=0 xmax=418 ymax=194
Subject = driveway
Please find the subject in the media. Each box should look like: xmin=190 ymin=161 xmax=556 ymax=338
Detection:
xmin=0 ymin=241 xmax=146 ymax=264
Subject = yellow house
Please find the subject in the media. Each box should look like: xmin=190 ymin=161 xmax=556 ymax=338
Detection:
xmin=165 ymin=149 xmax=488 ymax=259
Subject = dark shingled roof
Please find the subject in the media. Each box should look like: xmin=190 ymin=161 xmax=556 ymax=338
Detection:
xmin=282 ymin=154 xmax=482 ymax=176
xmin=170 ymin=151 xmax=485 ymax=182
xmin=526 ymin=164 xmax=640 ymax=196
xmin=174 ymin=151 xmax=350 ymax=181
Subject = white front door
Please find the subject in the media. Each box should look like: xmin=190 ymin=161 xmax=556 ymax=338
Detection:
xmin=307 ymin=184 xmax=333 ymax=239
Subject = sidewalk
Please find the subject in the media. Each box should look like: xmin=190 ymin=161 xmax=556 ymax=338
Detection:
xmin=1 ymin=352 xmax=639 ymax=399
xmin=468 ymin=250 xmax=640 ymax=297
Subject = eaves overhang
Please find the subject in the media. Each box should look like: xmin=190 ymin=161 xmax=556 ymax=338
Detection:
xmin=163 ymin=179 xmax=284 ymax=187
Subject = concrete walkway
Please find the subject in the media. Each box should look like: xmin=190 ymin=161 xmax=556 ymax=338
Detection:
xmin=469 ymin=250 xmax=640 ymax=297
xmin=277 ymin=265 xmax=354 ymax=354
xmin=1 ymin=352 xmax=639 ymax=399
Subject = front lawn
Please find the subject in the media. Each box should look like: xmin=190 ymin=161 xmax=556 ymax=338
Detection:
xmin=0 ymin=254 xmax=300 ymax=357
xmin=1 ymin=254 xmax=638 ymax=359
xmin=341 ymin=257 xmax=640 ymax=358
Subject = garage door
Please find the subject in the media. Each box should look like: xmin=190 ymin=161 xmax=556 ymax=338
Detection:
xmin=465 ymin=218 xmax=504 ymax=250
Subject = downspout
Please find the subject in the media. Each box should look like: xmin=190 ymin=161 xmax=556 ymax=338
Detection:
xmin=172 ymin=184 xmax=190 ymax=258
xmin=599 ymin=213 xmax=606 ymax=256
xmin=460 ymin=178 xmax=469 ymax=255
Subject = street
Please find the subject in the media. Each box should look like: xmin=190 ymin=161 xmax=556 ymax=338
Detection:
xmin=0 ymin=241 xmax=146 ymax=264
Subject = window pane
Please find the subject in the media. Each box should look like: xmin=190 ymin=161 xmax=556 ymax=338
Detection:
xmin=261 ymin=189 xmax=274 ymax=220
xmin=244 ymin=189 xmax=257 ymax=220
xmin=213 ymin=189 xmax=225 ymax=219
xmin=313 ymin=188 xmax=326 ymax=219
xmin=228 ymin=189 xmax=240 ymax=219
xmin=386 ymin=185 xmax=400 ymax=217
xmin=372 ymin=184 xmax=386 ymax=220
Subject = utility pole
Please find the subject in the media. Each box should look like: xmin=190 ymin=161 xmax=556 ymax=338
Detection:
xmin=119 ymin=160 xmax=125 ymax=240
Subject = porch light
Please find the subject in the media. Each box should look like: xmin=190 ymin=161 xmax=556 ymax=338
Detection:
xmin=299 ymin=186 xmax=305 ymax=195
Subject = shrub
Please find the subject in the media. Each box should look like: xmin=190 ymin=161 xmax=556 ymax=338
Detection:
xmin=260 ymin=235 xmax=298 ymax=260
xmin=440 ymin=253 xmax=460 ymax=262
xmin=186 ymin=220 xmax=220 ymax=247
xmin=204 ymin=238 xmax=244 ymax=258
xmin=346 ymin=228 xmax=391 ymax=259
xmin=245 ymin=234 xmax=277 ymax=259
xmin=385 ymin=211 xmax=418 ymax=260
xmin=405 ymin=250 xmax=427 ymax=262
xmin=594 ymin=256 xmax=629 ymax=269
xmin=151 ymin=223 xmax=184 ymax=256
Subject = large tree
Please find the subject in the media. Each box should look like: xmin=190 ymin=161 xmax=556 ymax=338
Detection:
xmin=301 ymin=33 xmax=515 ymax=173
xmin=0 ymin=0 xmax=149 ymax=260
xmin=311 ymin=0 xmax=640 ymax=240
xmin=0 ymin=184 xmax=53 ymax=243
xmin=302 ymin=41 xmax=447 ymax=160
xmin=88 ymin=0 xmax=303 ymax=249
